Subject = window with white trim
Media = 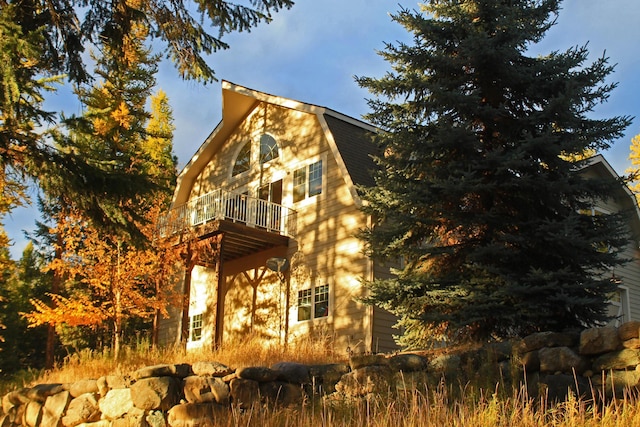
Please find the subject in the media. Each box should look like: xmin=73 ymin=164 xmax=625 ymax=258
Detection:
xmin=293 ymin=160 xmax=323 ymax=202
xmin=297 ymin=283 xmax=330 ymax=321
xmin=608 ymin=285 xmax=629 ymax=327
xmin=232 ymin=142 xmax=251 ymax=176
xmin=189 ymin=313 xmax=203 ymax=342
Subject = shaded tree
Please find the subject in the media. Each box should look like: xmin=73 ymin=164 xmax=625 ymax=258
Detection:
xmin=357 ymin=1 xmax=631 ymax=346
xmin=2 ymin=0 xmax=293 ymax=239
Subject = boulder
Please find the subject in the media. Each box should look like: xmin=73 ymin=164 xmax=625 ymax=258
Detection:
xmin=258 ymin=381 xmax=304 ymax=406
xmin=229 ymin=378 xmax=259 ymax=409
xmin=388 ymin=354 xmax=428 ymax=372
xmin=146 ymin=410 xmax=167 ymax=427
xmin=22 ymin=400 xmax=42 ymax=427
xmin=592 ymin=349 xmax=640 ymax=371
xmin=349 ymin=354 xmax=388 ymax=370
xmin=167 ymin=402 xmax=224 ymax=427
xmin=580 ymin=326 xmax=620 ymax=355
xmin=538 ymin=346 xmax=589 ymax=375
xmin=308 ymin=364 xmax=350 ymax=394
xmin=97 ymin=375 xmax=130 ymax=396
xmin=132 ymin=364 xmax=192 ymax=380
xmin=99 ymin=388 xmax=134 ymax=420
xmin=519 ymin=332 xmax=578 ymax=353
xmin=271 ymin=362 xmax=311 ymax=384
xmin=130 ymin=376 xmax=182 ymax=411
xmin=538 ymin=373 xmax=591 ymax=402
xmin=393 ymin=370 xmax=429 ymax=392
xmin=520 ymin=351 xmax=540 ymax=372
xmin=236 ymin=366 xmax=278 ymax=382
xmin=183 ymin=376 xmax=229 ymax=405
xmin=42 ymin=390 xmax=71 ymax=427
xmin=618 ymin=321 xmax=640 ymax=341
xmin=26 ymin=383 xmax=65 ymax=403
xmin=68 ymin=379 xmax=99 ymax=398
xmin=62 ymin=393 xmax=100 ymax=427
xmin=191 ymin=361 xmax=234 ymax=377
xmin=623 ymin=338 xmax=640 ymax=349
xmin=335 ymin=365 xmax=393 ymax=397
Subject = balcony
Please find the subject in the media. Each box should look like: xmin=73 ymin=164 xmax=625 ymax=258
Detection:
xmin=159 ymin=189 xmax=297 ymax=260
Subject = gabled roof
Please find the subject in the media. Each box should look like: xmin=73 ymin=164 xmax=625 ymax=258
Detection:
xmin=582 ymin=154 xmax=640 ymax=238
xmin=173 ymin=81 xmax=377 ymax=207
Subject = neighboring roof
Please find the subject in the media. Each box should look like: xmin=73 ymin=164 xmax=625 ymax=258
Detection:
xmin=172 ymin=80 xmax=378 ymax=207
xmin=582 ymin=154 xmax=640 ymax=238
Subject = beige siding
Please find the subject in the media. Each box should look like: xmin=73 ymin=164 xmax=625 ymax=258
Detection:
xmin=175 ymin=101 xmax=373 ymax=351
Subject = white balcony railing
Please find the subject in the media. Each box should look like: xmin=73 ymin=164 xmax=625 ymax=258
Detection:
xmin=159 ymin=188 xmax=297 ymax=239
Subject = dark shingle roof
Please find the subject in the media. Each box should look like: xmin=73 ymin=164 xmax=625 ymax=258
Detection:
xmin=323 ymin=113 xmax=377 ymax=188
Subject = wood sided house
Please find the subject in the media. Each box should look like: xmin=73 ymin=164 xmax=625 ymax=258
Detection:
xmin=157 ymin=81 xmax=640 ymax=352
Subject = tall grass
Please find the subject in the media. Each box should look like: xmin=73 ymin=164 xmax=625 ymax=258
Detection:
xmin=4 ymin=335 xmax=640 ymax=426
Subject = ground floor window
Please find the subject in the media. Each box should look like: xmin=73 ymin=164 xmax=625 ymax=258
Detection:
xmin=297 ymin=283 xmax=330 ymax=321
xmin=608 ymin=285 xmax=629 ymax=327
xmin=189 ymin=313 xmax=203 ymax=341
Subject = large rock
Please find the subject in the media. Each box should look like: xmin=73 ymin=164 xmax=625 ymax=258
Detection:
xmin=349 ymin=354 xmax=388 ymax=370
xmin=132 ymin=364 xmax=192 ymax=380
xmin=183 ymin=376 xmax=229 ymax=405
xmin=592 ymin=349 xmax=640 ymax=371
xmin=22 ymin=400 xmax=42 ymax=427
xmin=26 ymin=383 xmax=65 ymax=403
xmin=42 ymin=390 xmax=71 ymax=427
xmin=271 ymin=362 xmax=311 ymax=384
xmin=538 ymin=374 xmax=591 ymax=402
xmin=97 ymin=375 xmax=130 ymax=396
xmin=393 ymin=370 xmax=429 ymax=392
xmin=308 ymin=364 xmax=350 ymax=394
xmin=388 ymin=354 xmax=428 ymax=372
xmin=62 ymin=393 xmax=100 ymax=427
xmin=580 ymin=326 xmax=620 ymax=355
xmin=519 ymin=332 xmax=578 ymax=353
xmin=334 ymin=366 xmax=393 ymax=397
xmin=191 ymin=361 xmax=234 ymax=377
xmin=99 ymin=388 xmax=134 ymax=420
xmin=618 ymin=321 xmax=640 ymax=341
xmin=538 ymin=347 xmax=589 ymax=375
xmin=68 ymin=379 xmax=99 ymax=398
xmin=520 ymin=351 xmax=540 ymax=372
xmin=229 ymin=378 xmax=259 ymax=409
xmin=167 ymin=402 xmax=225 ymax=427
xmin=258 ymin=381 xmax=304 ymax=406
xmin=130 ymin=376 xmax=182 ymax=411
xmin=236 ymin=366 xmax=278 ymax=382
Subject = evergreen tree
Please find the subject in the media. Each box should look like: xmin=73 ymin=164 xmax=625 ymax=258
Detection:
xmin=357 ymin=1 xmax=632 ymax=345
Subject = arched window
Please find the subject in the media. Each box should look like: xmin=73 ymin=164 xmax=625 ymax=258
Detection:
xmin=232 ymin=141 xmax=251 ymax=176
xmin=259 ymin=134 xmax=279 ymax=164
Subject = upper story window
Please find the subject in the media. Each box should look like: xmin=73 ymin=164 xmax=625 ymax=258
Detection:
xmin=293 ymin=160 xmax=323 ymax=203
xmin=232 ymin=141 xmax=251 ymax=176
xmin=260 ymin=134 xmax=279 ymax=164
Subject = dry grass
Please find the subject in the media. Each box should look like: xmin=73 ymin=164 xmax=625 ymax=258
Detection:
xmin=4 ymin=335 xmax=640 ymax=426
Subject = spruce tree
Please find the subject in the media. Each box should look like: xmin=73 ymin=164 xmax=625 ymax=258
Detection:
xmin=357 ymin=0 xmax=632 ymax=345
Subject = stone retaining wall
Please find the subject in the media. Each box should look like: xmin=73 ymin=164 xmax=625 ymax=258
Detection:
xmin=2 ymin=321 xmax=640 ymax=426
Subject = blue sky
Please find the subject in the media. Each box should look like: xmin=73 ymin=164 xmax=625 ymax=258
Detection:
xmin=5 ymin=0 xmax=640 ymax=258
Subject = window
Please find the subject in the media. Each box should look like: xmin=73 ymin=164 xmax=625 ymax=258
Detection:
xmin=260 ymin=134 xmax=279 ymax=163
xmin=189 ymin=313 xmax=203 ymax=341
xmin=297 ymin=283 xmax=329 ymax=321
xmin=293 ymin=160 xmax=323 ymax=202
xmin=232 ymin=142 xmax=251 ymax=176
xmin=608 ymin=285 xmax=629 ymax=327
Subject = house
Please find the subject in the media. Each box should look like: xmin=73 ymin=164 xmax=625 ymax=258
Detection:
xmin=579 ymin=155 xmax=640 ymax=326
xmin=158 ymin=80 xmax=398 ymax=353
xmin=158 ymin=81 xmax=640 ymax=352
